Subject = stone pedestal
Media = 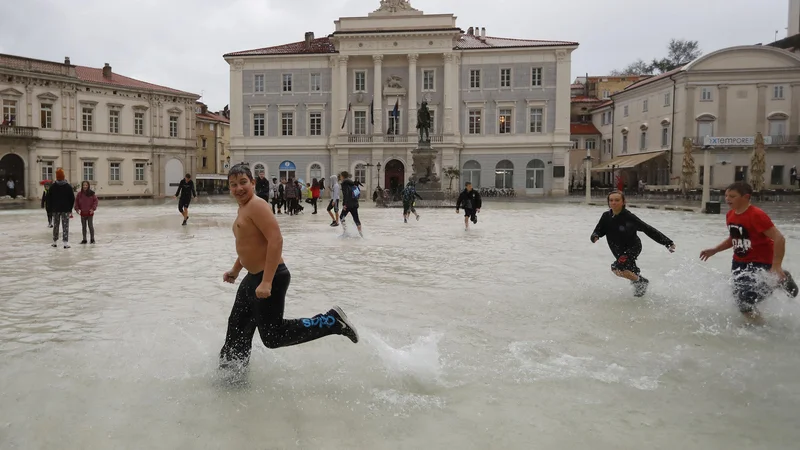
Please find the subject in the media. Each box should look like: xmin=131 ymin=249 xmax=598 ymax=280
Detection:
xmin=410 ymin=140 xmax=445 ymax=200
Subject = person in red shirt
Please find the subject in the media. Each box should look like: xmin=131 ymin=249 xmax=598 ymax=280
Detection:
xmin=700 ymin=182 xmax=798 ymax=320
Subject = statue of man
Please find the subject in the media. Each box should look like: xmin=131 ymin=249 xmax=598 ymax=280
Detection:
xmin=416 ymin=101 xmax=431 ymax=142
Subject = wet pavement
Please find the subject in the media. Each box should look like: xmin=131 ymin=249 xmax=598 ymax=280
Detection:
xmin=1 ymin=197 xmax=800 ymax=449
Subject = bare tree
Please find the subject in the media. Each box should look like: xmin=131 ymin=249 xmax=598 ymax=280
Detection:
xmin=611 ymin=39 xmax=702 ymax=75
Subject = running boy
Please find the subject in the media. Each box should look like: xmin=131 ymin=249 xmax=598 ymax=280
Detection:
xmin=401 ymin=179 xmax=422 ymax=223
xmin=174 ymin=173 xmax=197 ymax=226
xmin=219 ymin=164 xmax=358 ymax=372
xmin=455 ymin=181 xmax=482 ymax=231
xmin=699 ymin=182 xmax=798 ymax=320
xmin=339 ymin=171 xmax=363 ymax=237
xmin=591 ymin=191 xmax=675 ymax=297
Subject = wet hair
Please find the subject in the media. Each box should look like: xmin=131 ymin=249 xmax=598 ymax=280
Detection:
xmin=312 ymin=178 xmax=319 ymax=188
xmin=465 ymin=181 xmax=472 ymax=187
xmin=606 ymin=190 xmax=626 ymax=208
xmin=185 ymin=173 xmax=191 ymax=179
xmin=726 ymin=181 xmax=753 ymax=197
xmin=340 ymin=171 xmax=351 ymax=179
xmin=227 ymin=163 xmax=253 ymax=181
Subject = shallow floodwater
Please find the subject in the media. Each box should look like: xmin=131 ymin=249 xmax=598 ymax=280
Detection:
xmin=2 ymin=198 xmax=800 ymax=449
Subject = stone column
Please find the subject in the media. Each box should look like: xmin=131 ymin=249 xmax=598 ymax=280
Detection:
xmin=373 ymin=55 xmax=384 ymax=135
xmin=756 ymin=84 xmax=768 ymax=134
xmin=338 ymin=56 xmax=349 ymax=135
xmin=443 ymin=53 xmax=454 ymax=135
xmin=717 ymin=84 xmax=729 ymax=137
xmin=554 ymin=49 xmax=570 ymax=137
xmin=407 ymin=53 xmax=418 ymax=136
xmin=25 ymin=85 xmax=33 ymax=127
xmin=684 ymin=86 xmax=697 ymax=139
xmin=27 ymin=143 xmax=37 ymax=199
xmin=791 ymin=83 xmax=800 ymax=137
xmin=450 ymin=55 xmax=461 ymax=136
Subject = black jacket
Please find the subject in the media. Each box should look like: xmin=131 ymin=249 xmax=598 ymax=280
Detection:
xmin=175 ymin=179 xmax=196 ymax=198
xmin=48 ymin=180 xmax=75 ymax=213
xmin=456 ymin=189 xmax=482 ymax=211
xmin=341 ymin=179 xmax=362 ymax=209
xmin=591 ymin=208 xmax=673 ymax=258
xmin=255 ymin=177 xmax=269 ymax=196
xmin=41 ymin=188 xmax=51 ymax=211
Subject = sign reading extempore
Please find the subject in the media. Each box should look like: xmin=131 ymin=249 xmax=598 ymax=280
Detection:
xmin=703 ymin=136 xmax=773 ymax=146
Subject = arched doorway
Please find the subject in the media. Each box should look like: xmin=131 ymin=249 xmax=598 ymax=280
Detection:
xmin=164 ymin=158 xmax=184 ymax=190
xmin=279 ymin=160 xmax=296 ymax=181
xmin=0 ymin=153 xmax=25 ymax=198
xmin=384 ymin=159 xmax=404 ymax=199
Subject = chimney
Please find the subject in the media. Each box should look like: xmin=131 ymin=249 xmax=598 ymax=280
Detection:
xmin=304 ymin=31 xmax=314 ymax=49
xmin=481 ymin=27 xmax=486 ymax=38
xmin=201 ymin=104 xmax=208 ymax=114
xmin=102 ymin=63 xmax=112 ymax=79
xmin=467 ymin=26 xmax=473 ymax=35
xmin=64 ymin=56 xmax=71 ymax=65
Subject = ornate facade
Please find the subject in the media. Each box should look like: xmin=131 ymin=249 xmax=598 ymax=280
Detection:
xmin=224 ymin=0 xmax=578 ymax=196
xmin=0 ymin=54 xmax=199 ymax=200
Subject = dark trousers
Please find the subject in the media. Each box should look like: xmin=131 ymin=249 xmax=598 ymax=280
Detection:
xmin=340 ymin=207 xmax=360 ymax=226
xmin=219 ymin=264 xmax=342 ymax=368
xmin=52 ymin=212 xmax=70 ymax=242
xmin=81 ymin=216 xmax=95 ymax=241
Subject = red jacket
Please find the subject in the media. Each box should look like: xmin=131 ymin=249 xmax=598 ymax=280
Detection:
xmin=311 ymin=186 xmax=320 ymax=199
xmin=74 ymin=190 xmax=99 ymax=216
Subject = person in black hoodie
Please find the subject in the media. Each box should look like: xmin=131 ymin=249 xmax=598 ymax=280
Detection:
xmin=456 ymin=181 xmax=482 ymax=231
xmin=174 ymin=173 xmax=197 ymax=226
xmin=41 ymin=181 xmax=53 ymax=227
xmin=591 ymin=191 xmax=676 ymax=296
xmin=255 ymin=172 xmax=270 ymax=202
xmin=339 ymin=171 xmax=363 ymax=237
xmin=49 ymin=168 xmax=75 ymax=248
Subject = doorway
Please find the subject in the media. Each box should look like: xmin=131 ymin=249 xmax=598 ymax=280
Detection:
xmin=384 ymin=159 xmax=404 ymax=200
xmin=0 ymin=153 xmax=25 ymax=197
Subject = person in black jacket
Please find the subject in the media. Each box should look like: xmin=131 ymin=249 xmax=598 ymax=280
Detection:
xmin=591 ymin=191 xmax=676 ymax=296
xmin=255 ymin=172 xmax=270 ymax=202
xmin=339 ymin=171 xmax=364 ymax=237
xmin=41 ymin=181 xmax=53 ymax=227
xmin=455 ymin=181 xmax=482 ymax=231
xmin=49 ymin=168 xmax=75 ymax=248
xmin=174 ymin=173 xmax=197 ymax=226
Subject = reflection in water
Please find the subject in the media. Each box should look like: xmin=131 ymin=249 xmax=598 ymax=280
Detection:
xmin=2 ymin=199 xmax=800 ymax=449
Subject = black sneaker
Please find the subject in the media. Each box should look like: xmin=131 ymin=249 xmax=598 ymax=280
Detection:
xmin=782 ymin=270 xmax=799 ymax=298
xmin=182 ymin=218 xmax=187 ymax=226
xmin=330 ymin=221 xmax=339 ymax=227
xmin=471 ymin=216 xmax=478 ymax=224
xmin=329 ymin=306 xmax=359 ymax=343
xmin=633 ymin=276 xmax=649 ymax=297
xmin=51 ymin=242 xmax=57 ymax=247
xmin=80 ymin=240 xmax=87 ymax=245
xmin=90 ymin=239 xmax=95 ymax=244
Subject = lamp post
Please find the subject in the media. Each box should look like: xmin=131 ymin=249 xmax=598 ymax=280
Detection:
xmin=701 ymin=144 xmax=711 ymax=212
xmin=584 ymin=147 xmax=592 ymax=203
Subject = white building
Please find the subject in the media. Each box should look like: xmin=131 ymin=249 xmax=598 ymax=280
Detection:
xmin=0 ymin=54 xmax=199 ymax=200
xmin=224 ymin=0 xmax=578 ymax=196
xmin=590 ymin=45 xmax=800 ymax=189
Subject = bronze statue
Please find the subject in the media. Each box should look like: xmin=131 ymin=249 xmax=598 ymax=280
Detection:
xmin=416 ymin=101 xmax=431 ymax=143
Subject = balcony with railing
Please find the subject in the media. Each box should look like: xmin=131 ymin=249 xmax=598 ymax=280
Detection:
xmin=690 ymin=135 xmax=800 ymax=147
xmin=343 ymin=134 xmax=445 ymax=145
xmin=0 ymin=126 xmax=39 ymax=139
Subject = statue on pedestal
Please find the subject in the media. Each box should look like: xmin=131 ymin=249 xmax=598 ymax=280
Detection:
xmin=375 ymin=0 xmax=418 ymax=13
xmin=416 ymin=101 xmax=431 ymax=143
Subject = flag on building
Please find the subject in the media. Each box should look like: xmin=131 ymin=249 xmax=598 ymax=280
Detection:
xmin=340 ymin=103 xmax=352 ymax=129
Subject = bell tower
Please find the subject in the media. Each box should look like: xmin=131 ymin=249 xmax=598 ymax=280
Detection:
xmin=790 ymin=0 xmax=800 ymax=36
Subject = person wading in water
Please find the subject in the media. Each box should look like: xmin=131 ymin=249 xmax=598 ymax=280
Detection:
xmin=218 ymin=164 xmax=358 ymax=374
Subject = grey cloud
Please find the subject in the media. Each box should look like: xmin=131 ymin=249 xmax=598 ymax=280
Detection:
xmin=0 ymin=0 xmax=790 ymax=109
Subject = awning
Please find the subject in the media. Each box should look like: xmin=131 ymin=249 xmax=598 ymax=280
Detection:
xmin=591 ymin=151 xmax=666 ymax=171
xmin=195 ymin=174 xmax=228 ymax=180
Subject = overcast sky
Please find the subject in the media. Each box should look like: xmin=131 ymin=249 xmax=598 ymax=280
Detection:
xmin=0 ymin=0 xmax=791 ymax=109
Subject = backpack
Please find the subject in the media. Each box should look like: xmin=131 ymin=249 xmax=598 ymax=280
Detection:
xmin=352 ymin=185 xmax=361 ymax=200
xmin=402 ymin=186 xmax=414 ymax=202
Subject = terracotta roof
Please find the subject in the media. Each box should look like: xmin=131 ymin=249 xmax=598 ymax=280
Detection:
xmin=197 ymin=112 xmax=229 ymax=124
xmin=74 ymin=66 xmax=196 ymax=97
xmin=571 ymin=83 xmax=584 ymax=88
xmin=570 ymin=122 xmax=601 ymax=135
xmin=456 ymin=34 xmax=578 ymax=50
xmin=224 ymin=37 xmax=337 ymax=57
xmin=620 ymin=67 xmax=683 ymax=93
xmin=571 ymin=96 xmax=602 ymax=103
xmin=590 ymin=99 xmax=613 ymax=111
xmin=587 ymin=75 xmax=650 ymax=82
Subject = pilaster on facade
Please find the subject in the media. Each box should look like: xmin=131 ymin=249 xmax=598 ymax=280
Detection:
xmin=373 ymin=54 xmax=384 ymax=134
xmin=407 ymin=53 xmax=419 ymax=135
xmin=338 ymin=55 xmax=349 ymax=136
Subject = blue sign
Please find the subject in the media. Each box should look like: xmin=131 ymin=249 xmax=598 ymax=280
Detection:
xmin=279 ymin=161 xmax=296 ymax=170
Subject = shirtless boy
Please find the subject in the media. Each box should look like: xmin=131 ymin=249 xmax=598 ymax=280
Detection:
xmin=219 ymin=164 xmax=358 ymax=370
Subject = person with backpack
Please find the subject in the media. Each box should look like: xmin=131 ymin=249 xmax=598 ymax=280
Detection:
xmin=402 ymin=179 xmax=423 ymax=223
xmin=339 ymin=171 xmax=363 ymax=237
xmin=284 ymin=178 xmax=298 ymax=216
